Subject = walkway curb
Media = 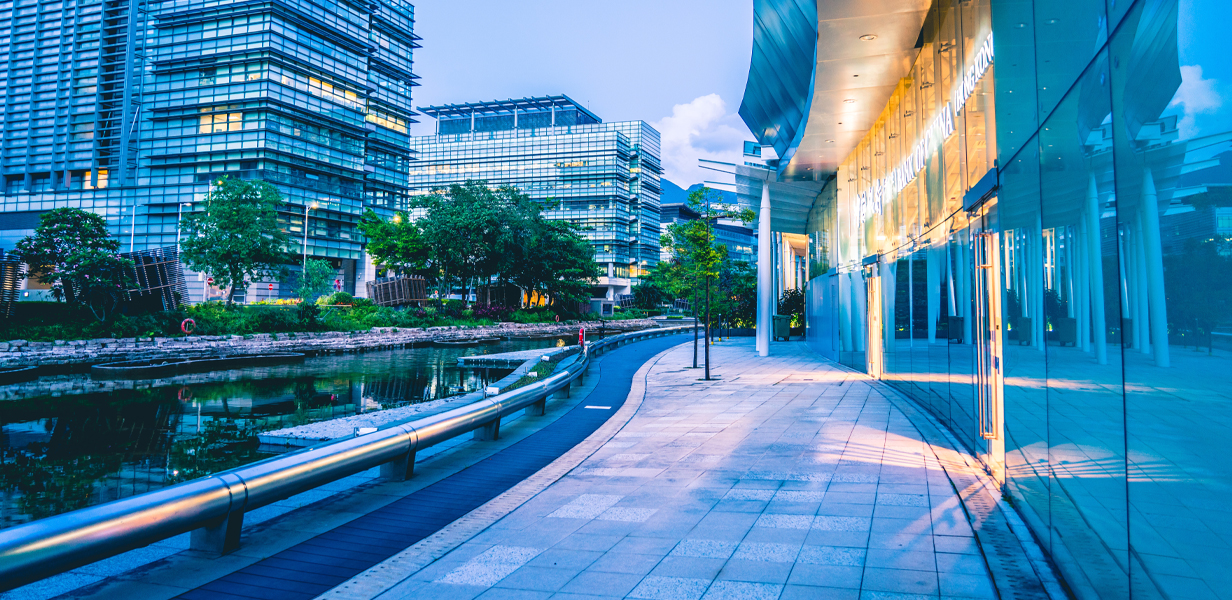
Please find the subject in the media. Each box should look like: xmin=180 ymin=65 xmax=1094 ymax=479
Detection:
xmin=314 ymin=341 xmax=689 ymax=600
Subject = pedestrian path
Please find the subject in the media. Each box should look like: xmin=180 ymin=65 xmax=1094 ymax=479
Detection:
xmin=340 ymin=339 xmax=1056 ymax=600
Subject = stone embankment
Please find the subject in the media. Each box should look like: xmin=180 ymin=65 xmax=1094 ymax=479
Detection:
xmin=0 ymin=319 xmax=656 ymax=370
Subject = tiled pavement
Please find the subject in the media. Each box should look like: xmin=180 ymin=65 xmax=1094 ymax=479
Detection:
xmin=360 ymin=339 xmax=1039 ymax=600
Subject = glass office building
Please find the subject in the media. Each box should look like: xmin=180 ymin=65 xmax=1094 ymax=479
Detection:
xmin=743 ymin=1 xmax=1232 ymax=598
xmin=0 ymin=0 xmax=419 ymax=301
xmin=408 ymin=96 xmax=663 ymax=301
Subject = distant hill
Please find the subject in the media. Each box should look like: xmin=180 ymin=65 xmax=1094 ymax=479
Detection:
xmin=660 ymin=179 xmax=738 ymax=206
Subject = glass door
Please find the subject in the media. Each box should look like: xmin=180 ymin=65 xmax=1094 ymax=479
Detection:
xmin=866 ymin=268 xmax=883 ymax=379
xmin=971 ymin=198 xmax=1005 ymax=481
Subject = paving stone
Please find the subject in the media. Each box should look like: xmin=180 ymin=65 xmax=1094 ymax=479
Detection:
xmin=628 ymin=575 xmax=711 ymax=600
xmin=438 ymin=546 xmax=543 ymax=587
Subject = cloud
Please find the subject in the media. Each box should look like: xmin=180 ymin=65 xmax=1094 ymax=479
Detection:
xmin=652 ymin=94 xmax=752 ymax=187
xmin=1171 ymin=64 xmax=1222 ymax=138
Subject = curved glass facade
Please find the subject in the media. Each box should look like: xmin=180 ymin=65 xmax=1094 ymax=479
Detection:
xmin=791 ymin=0 xmax=1232 ymax=598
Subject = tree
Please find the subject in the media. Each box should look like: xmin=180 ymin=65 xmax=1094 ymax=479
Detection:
xmin=414 ymin=181 xmax=507 ymax=305
xmin=296 ymin=258 xmax=336 ymax=303
xmin=357 ymin=209 xmax=433 ymax=280
xmin=512 ymin=218 xmax=601 ymax=310
xmin=660 ymin=187 xmax=756 ymax=379
xmin=179 ymin=177 xmax=293 ymax=307
xmin=16 ymin=207 xmax=135 ymax=321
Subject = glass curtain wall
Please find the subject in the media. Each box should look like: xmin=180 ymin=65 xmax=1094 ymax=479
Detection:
xmin=806 ymin=0 xmax=1232 ymax=598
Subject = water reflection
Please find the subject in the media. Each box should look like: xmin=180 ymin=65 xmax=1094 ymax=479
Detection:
xmin=0 ymin=337 xmax=571 ymax=528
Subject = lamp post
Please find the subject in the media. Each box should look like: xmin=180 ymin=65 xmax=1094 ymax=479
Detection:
xmin=302 ymin=202 xmax=318 ymax=272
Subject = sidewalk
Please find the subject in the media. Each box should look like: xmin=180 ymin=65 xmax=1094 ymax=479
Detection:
xmin=339 ymin=338 xmax=1057 ymax=600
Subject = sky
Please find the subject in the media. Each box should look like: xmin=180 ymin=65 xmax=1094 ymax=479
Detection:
xmin=407 ymin=0 xmax=756 ymax=187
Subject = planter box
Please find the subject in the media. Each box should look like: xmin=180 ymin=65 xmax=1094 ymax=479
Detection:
xmin=1055 ymin=317 xmax=1077 ymax=346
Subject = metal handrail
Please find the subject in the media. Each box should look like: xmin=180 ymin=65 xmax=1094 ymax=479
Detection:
xmin=0 ymin=326 xmax=688 ymax=591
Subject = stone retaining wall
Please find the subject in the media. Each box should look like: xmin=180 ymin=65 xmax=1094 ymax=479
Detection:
xmin=0 ymin=320 xmax=657 ymax=369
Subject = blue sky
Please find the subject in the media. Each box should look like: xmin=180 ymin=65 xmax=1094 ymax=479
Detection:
xmin=408 ymin=0 xmax=756 ymax=186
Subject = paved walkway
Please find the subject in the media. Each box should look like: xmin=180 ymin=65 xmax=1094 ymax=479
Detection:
xmin=343 ymin=339 xmax=1053 ymax=600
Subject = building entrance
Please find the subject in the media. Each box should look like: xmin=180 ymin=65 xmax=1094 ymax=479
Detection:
xmin=969 ymin=198 xmax=1005 ymax=481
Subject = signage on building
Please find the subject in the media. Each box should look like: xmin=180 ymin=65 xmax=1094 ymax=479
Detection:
xmin=858 ymin=34 xmax=994 ymax=224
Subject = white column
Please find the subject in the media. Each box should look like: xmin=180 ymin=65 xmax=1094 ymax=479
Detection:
xmin=756 ymin=180 xmax=772 ymax=356
xmin=1140 ymin=169 xmax=1170 ymax=367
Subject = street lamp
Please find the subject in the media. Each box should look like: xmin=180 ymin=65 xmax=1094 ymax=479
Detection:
xmin=302 ymin=202 xmax=318 ymax=272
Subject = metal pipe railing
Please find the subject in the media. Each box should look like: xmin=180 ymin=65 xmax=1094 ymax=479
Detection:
xmin=0 ymin=325 xmax=687 ymax=591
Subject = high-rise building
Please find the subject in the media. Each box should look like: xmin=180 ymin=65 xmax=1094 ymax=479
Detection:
xmin=408 ymin=96 xmax=662 ymax=301
xmin=0 ymin=0 xmax=419 ymax=302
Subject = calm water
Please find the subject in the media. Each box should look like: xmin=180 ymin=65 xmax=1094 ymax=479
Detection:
xmin=0 ymin=337 xmax=575 ymax=528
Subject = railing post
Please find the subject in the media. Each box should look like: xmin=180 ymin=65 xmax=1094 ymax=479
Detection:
xmin=191 ymin=510 xmax=243 ymax=556
xmin=474 ymin=417 xmax=500 ymax=441
xmin=380 ymin=450 xmax=416 ymax=481
xmin=525 ymin=397 xmax=546 ymax=416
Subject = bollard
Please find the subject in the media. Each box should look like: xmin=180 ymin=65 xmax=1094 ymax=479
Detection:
xmin=474 ymin=418 xmax=500 ymax=441
xmin=191 ymin=511 xmax=243 ymax=556
xmin=525 ymin=398 xmax=546 ymax=416
xmin=381 ymin=450 xmax=417 ymax=481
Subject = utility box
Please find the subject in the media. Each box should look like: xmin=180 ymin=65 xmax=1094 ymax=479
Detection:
xmin=773 ymin=315 xmax=792 ymax=341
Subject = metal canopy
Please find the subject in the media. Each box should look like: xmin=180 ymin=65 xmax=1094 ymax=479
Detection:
xmin=701 ymin=160 xmax=821 ymax=235
xmin=417 ymin=95 xmax=602 ymax=122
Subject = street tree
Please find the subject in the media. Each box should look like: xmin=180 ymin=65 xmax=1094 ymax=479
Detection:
xmin=16 ymin=207 xmax=135 ymax=321
xmin=356 ymin=209 xmax=434 ymax=281
xmin=180 ymin=177 xmax=293 ymax=307
xmin=660 ymin=187 xmax=756 ymax=379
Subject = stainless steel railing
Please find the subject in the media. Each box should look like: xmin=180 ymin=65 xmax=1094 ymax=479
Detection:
xmin=0 ymin=325 xmax=687 ymax=591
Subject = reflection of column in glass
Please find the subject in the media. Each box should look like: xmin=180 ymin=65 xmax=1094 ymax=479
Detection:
xmin=839 ymin=272 xmax=852 ymax=352
xmin=1140 ymin=169 xmax=1170 ymax=367
xmin=1031 ymin=216 xmax=1046 ymax=350
xmin=853 ymin=270 xmax=866 ymax=353
xmin=961 ymin=233 xmax=973 ymax=344
xmin=1086 ymin=176 xmax=1107 ymax=364
xmin=907 ymin=252 xmax=915 ymax=348
xmin=1134 ymin=219 xmax=1150 ymax=354
xmin=927 ymin=244 xmax=941 ymax=342
xmin=1076 ymin=220 xmax=1090 ymax=353
xmin=881 ymin=261 xmax=894 ymax=356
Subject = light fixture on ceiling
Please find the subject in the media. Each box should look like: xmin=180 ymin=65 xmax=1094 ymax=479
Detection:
xmin=844 ymin=99 xmax=856 ymax=104
xmin=860 ymin=34 xmax=877 ymax=41
xmin=825 ymin=140 xmax=835 ymax=143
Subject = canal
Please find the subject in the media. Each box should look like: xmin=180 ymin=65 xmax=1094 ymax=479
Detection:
xmin=0 ymin=336 xmax=576 ymax=529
